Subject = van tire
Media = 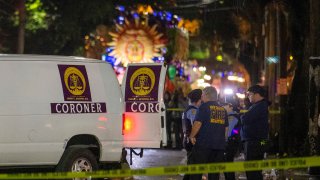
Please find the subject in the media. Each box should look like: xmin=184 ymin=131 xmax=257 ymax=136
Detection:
xmin=56 ymin=148 xmax=98 ymax=175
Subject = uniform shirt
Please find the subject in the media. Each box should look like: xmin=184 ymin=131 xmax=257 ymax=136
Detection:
xmin=182 ymin=105 xmax=198 ymax=135
xmin=240 ymin=99 xmax=269 ymax=141
xmin=194 ymin=101 xmax=228 ymax=150
xmin=227 ymin=111 xmax=239 ymax=138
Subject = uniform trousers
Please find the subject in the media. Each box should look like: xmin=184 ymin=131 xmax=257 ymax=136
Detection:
xmin=190 ymin=146 xmax=224 ymax=180
xmin=224 ymin=139 xmax=240 ymax=180
xmin=243 ymin=141 xmax=264 ymax=180
xmin=183 ymin=149 xmax=193 ymax=180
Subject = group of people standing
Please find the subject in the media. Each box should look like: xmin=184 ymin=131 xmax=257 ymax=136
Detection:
xmin=181 ymin=85 xmax=269 ymax=180
xmin=164 ymin=88 xmax=188 ymax=149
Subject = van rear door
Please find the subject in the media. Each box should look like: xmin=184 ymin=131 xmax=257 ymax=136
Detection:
xmin=121 ymin=63 xmax=167 ymax=148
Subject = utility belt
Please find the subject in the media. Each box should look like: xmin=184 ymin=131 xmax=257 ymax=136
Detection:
xmin=183 ymin=133 xmax=193 ymax=151
xmin=183 ymin=132 xmax=190 ymax=138
xmin=227 ymin=136 xmax=241 ymax=142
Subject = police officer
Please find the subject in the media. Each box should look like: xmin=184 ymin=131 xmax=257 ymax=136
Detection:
xmin=182 ymin=89 xmax=202 ymax=180
xmin=241 ymin=85 xmax=269 ymax=180
xmin=189 ymin=86 xmax=229 ymax=180
xmin=223 ymin=104 xmax=240 ymax=180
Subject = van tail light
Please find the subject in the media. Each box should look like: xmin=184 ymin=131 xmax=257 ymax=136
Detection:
xmin=122 ymin=113 xmax=133 ymax=134
xmin=122 ymin=113 xmax=125 ymax=135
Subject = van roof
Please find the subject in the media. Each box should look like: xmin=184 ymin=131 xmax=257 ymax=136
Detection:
xmin=0 ymin=54 xmax=106 ymax=63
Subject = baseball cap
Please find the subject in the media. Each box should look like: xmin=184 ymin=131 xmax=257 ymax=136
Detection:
xmin=188 ymin=89 xmax=202 ymax=103
xmin=247 ymin=85 xmax=266 ymax=97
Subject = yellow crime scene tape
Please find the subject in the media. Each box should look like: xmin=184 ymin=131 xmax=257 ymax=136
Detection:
xmin=0 ymin=156 xmax=319 ymax=179
xmin=239 ymin=110 xmax=280 ymax=114
xmin=166 ymin=108 xmax=185 ymax=111
xmin=167 ymin=108 xmax=281 ymax=114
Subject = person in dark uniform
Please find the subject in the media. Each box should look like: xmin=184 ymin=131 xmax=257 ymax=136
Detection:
xmin=222 ymin=103 xmax=241 ymax=180
xmin=241 ymin=85 xmax=269 ymax=180
xmin=182 ymin=89 xmax=202 ymax=180
xmin=189 ymin=86 xmax=229 ymax=180
xmin=170 ymin=89 xmax=186 ymax=149
xmin=164 ymin=91 xmax=173 ymax=148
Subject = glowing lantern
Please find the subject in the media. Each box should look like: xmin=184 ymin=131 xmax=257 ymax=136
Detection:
xmin=168 ymin=65 xmax=176 ymax=80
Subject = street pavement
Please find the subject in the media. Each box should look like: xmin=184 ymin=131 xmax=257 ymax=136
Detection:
xmin=126 ymin=149 xmax=185 ymax=180
xmin=124 ymin=148 xmax=320 ymax=180
xmin=125 ymin=148 xmax=244 ymax=180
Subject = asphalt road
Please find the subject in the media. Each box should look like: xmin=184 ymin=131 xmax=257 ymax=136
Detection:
xmin=127 ymin=148 xmax=186 ymax=180
xmin=125 ymin=148 xmax=245 ymax=180
xmin=124 ymin=148 xmax=319 ymax=180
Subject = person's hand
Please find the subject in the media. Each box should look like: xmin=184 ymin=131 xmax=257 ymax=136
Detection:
xmin=223 ymin=105 xmax=232 ymax=113
xmin=190 ymin=137 xmax=196 ymax=145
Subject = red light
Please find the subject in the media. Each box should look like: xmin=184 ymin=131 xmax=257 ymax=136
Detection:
xmin=123 ymin=113 xmax=133 ymax=134
xmin=98 ymin=116 xmax=107 ymax=121
xmin=124 ymin=118 xmax=133 ymax=131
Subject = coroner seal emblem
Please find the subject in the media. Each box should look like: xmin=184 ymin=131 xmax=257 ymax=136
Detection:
xmin=64 ymin=67 xmax=86 ymax=96
xmin=130 ymin=67 xmax=155 ymax=96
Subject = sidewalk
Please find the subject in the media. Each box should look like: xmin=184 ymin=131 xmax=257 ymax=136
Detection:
xmin=234 ymin=153 xmax=320 ymax=180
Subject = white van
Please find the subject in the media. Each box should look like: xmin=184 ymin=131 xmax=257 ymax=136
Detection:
xmin=0 ymin=54 xmax=124 ymax=172
xmin=121 ymin=63 xmax=168 ymax=149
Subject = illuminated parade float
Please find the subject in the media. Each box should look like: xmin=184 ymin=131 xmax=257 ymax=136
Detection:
xmin=84 ymin=3 xmax=249 ymax=102
xmin=108 ymin=19 xmax=165 ymax=67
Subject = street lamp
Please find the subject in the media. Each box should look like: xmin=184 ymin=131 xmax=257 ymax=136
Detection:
xmin=223 ymin=88 xmax=234 ymax=103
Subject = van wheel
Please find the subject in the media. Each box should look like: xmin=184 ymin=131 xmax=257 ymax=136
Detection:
xmin=56 ymin=148 xmax=98 ymax=179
